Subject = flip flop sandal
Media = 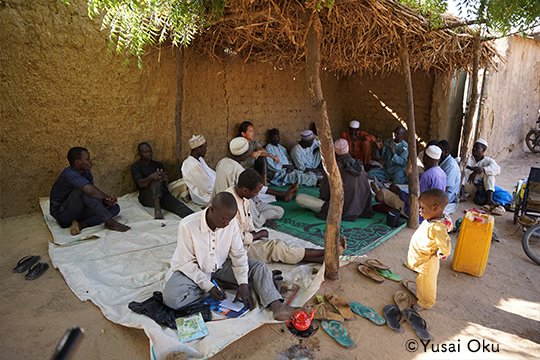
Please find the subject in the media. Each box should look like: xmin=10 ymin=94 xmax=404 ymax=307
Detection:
xmin=401 ymin=279 xmax=417 ymax=298
xmin=25 ymin=262 xmax=49 ymax=280
xmin=357 ymin=265 xmax=385 ymax=283
xmin=491 ymin=205 xmax=506 ymax=216
xmin=403 ymin=308 xmax=431 ymax=341
xmin=358 ymin=258 xmax=390 ymax=270
xmin=321 ymin=320 xmax=355 ymax=348
xmin=13 ymin=255 xmax=41 ymax=273
xmin=376 ymin=269 xmax=402 ymax=282
xmin=314 ymin=303 xmax=344 ymax=322
xmin=349 ymin=302 xmax=386 ymax=326
xmin=383 ymin=304 xmax=403 ymax=332
xmin=326 ymin=294 xmax=354 ymax=320
xmin=393 ymin=291 xmax=412 ymax=312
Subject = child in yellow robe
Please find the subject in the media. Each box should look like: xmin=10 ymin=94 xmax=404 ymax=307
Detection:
xmin=407 ymin=188 xmax=452 ymax=310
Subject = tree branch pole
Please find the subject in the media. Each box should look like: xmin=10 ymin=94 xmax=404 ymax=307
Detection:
xmin=175 ymin=46 xmax=184 ymax=171
xmin=399 ymin=36 xmax=420 ymax=229
xmin=304 ymin=10 xmax=344 ymax=281
xmin=459 ymin=35 xmax=481 ymax=174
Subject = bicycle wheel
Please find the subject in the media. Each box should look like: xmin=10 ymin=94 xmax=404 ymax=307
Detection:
xmin=522 ymin=222 xmax=540 ymax=265
xmin=526 ymin=130 xmax=540 ymax=153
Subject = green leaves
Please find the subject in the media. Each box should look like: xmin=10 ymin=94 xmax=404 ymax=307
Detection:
xmin=84 ymin=0 xmax=225 ymax=66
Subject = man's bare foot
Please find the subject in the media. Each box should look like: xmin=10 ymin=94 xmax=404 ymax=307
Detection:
xmin=70 ymin=220 xmax=80 ymax=236
xmin=264 ymin=219 xmax=278 ymax=228
xmin=283 ymin=183 xmax=299 ymax=202
xmin=154 ymin=208 xmax=165 ymax=220
xmin=338 ymin=236 xmax=347 ymax=256
xmin=269 ymin=300 xmax=302 ymax=321
xmin=412 ymin=303 xmax=425 ymax=311
xmin=104 ymin=219 xmax=131 ymax=232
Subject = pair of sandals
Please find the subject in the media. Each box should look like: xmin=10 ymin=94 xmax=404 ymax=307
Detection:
xmin=384 ymin=289 xmax=431 ymax=340
xmin=13 ymin=255 xmax=49 ymax=280
xmin=357 ymin=258 xmax=402 ymax=283
xmin=482 ymin=203 xmax=506 ymax=216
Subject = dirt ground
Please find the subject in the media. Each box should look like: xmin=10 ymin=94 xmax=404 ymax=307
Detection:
xmin=1 ymin=151 xmax=539 ymax=360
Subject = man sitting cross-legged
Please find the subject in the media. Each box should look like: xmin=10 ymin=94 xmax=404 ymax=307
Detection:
xmin=265 ymin=128 xmax=318 ymax=187
xmin=50 ymin=147 xmax=130 ymax=235
xmin=213 ymin=137 xmax=297 ymax=227
xmin=181 ymin=135 xmax=216 ymax=206
xmin=131 ymin=142 xmax=194 ymax=220
xmin=162 ymin=192 xmax=302 ymax=320
xmin=371 ymin=145 xmax=446 ymax=223
xmin=226 ymin=169 xmax=345 ymax=264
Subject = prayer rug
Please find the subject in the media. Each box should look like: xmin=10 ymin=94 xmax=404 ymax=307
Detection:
xmin=272 ymin=186 xmax=406 ymax=256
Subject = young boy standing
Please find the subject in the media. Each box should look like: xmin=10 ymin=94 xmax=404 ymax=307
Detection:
xmin=407 ymin=188 xmax=452 ymax=311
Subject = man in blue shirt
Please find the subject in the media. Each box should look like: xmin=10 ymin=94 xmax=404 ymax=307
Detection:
xmin=50 ymin=147 xmax=130 ymax=235
xmin=368 ymin=126 xmax=409 ymax=184
xmin=371 ymin=145 xmax=447 ymax=223
xmin=437 ymin=140 xmax=460 ymax=214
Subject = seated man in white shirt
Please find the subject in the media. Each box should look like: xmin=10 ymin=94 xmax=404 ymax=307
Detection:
xmin=181 ymin=135 xmax=216 ymax=206
xmin=462 ymin=139 xmax=504 ymax=215
xmin=227 ymin=169 xmax=340 ymax=264
xmin=162 ymin=192 xmax=301 ymax=320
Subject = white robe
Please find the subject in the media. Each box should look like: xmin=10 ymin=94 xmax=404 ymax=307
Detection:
xmin=181 ymin=155 xmax=216 ymax=206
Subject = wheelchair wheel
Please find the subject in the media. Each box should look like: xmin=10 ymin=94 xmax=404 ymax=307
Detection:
xmin=526 ymin=130 xmax=540 ymax=153
xmin=522 ymin=222 xmax=540 ymax=265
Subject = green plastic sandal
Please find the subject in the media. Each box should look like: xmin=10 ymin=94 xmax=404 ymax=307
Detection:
xmin=376 ymin=268 xmax=402 ymax=282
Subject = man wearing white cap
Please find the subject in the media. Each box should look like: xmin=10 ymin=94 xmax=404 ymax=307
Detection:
xmin=437 ymin=140 xmax=460 ymax=214
xmin=340 ymin=120 xmax=377 ymax=167
xmin=462 ymin=139 xmax=503 ymax=215
xmin=371 ymin=145 xmax=447 ymax=222
xmin=181 ymin=135 xmax=216 ymax=206
xmin=131 ymin=142 xmax=194 ymax=219
xmin=290 ymin=130 xmax=323 ymax=178
xmin=297 ymin=139 xmax=374 ymax=221
xmin=213 ymin=137 xmax=296 ymax=228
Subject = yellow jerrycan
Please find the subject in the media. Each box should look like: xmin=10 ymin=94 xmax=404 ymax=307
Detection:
xmin=452 ymin=211 xmax=494 ymax=277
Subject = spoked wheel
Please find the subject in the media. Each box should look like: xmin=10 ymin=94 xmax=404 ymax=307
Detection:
xmin=522 ymin=222 xmax=540 ymax=265
xmin=526 ymin=130 xmax=540 ymax=153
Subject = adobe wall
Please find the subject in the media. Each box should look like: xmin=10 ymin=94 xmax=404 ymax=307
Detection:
xmin=0 ymin=0 xmax=178 ymax=218
xmin=477 ymin=36 xmax=540 ymax=162
xmin=1 ymin=0 xmax=438 ymax=218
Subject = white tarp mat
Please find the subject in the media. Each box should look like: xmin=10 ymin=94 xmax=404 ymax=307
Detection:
xmin=42 ymin=194 xmax=325 ymax=360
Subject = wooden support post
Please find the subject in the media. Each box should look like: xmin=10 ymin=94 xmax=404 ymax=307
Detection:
xmin=175 ymin=46 xmax=184 ymax=172
xmin=459 ymin=35 xmax=481 ymax=173
xmin=304 ymin=11 xmax=344 ymax=280
xmin=399 ymin=36 xmax=420 ymax=229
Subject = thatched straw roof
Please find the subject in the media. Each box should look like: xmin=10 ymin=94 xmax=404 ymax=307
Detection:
xmin=192 ymin=0 xmax=500 ymax=80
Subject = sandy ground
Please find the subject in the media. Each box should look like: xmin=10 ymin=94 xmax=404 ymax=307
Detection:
xmin=1 ymin=151 xmax=539 ymax=360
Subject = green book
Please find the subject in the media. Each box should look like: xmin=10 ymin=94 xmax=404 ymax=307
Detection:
xmin=175 ymin=312 xmax=208 ymax=343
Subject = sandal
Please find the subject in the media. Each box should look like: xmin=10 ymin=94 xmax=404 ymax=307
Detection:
xmin=321 ymin=320 xmax=355 ymax=348
xmin=314 ymin=303 xmax=344 ymax=322
xmin=25 ymin=262 xmax=49 ymax=280
xmin=13 ymin=255 xmax=41 ymax=273
xmin=326 ymin=294 xmax=354 ymax=320
xmin=401 ymin=279 xmax=417 ymax=298
xmin=376 ymin=269 xmax=402 ymax=282
xmin=358 ymin=265 xmax=385 ymax=283
xmin=357 ymin=258 xmax=389 ymax=270
xmin=491 ymin=205 xmax=506 ymax=216
xmin=349 ymin=302 xmax=386 ymax=325
xmin=383 ymin=304 xmax=402 ymax=332
xmin=394 ymin=291 xmax=412 ymax=312
xmin=403 ymin=308 xmax=431 ymax=340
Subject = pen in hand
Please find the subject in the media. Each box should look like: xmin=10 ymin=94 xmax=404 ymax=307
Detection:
xmin=212 ymin=279 xmax=226 ymax=297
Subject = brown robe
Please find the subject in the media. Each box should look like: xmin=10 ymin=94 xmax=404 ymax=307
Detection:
xmin=317 ymin=154 xmax=374 ymax=221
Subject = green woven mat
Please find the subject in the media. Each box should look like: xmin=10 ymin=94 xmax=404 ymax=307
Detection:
xmin=271 ymin=186 xmax=406 ymax=256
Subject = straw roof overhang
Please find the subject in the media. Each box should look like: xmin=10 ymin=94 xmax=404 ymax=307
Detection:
xmin=192 ymin=0 xmax=500 ymax=81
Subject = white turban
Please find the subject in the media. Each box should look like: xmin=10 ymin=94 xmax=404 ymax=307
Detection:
xmin=349 ymin=120 xmax=360 ymax=129
xmin=334 ymin=138 xmax=349 ymax=155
